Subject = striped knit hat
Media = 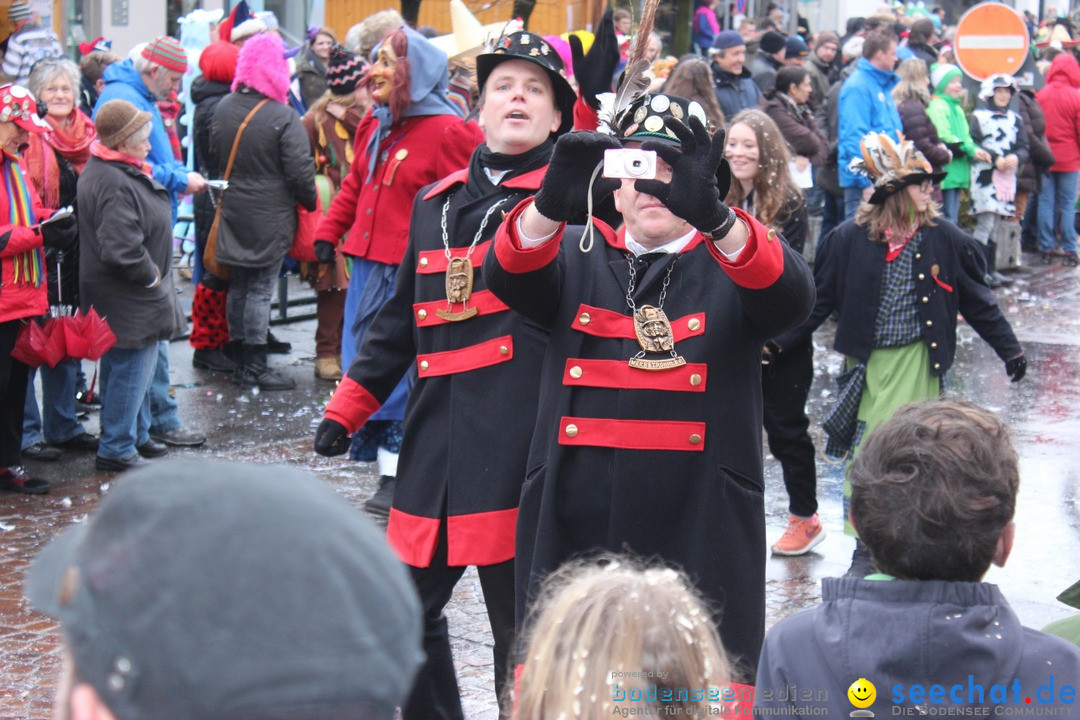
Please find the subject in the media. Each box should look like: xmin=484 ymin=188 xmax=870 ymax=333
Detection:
xmin=325 ymin=44 xmax=364 ymax=95
xmin=931 ymin=63 xmax=962 ymax=95
xmin=8 ymin=1 xmax=32 ymax=22
xmin=141 ymin=36 xmax=188 ymax=74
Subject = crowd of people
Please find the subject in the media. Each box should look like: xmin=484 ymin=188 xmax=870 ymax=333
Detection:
xmin=1 ymin=0 xmax=1079 ymax=718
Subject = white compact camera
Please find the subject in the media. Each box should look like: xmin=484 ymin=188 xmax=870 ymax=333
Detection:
xmin=603 ymin=148 xmax=657 ymax=180
xmin=206 ymin=179 xmax=230 ymax=191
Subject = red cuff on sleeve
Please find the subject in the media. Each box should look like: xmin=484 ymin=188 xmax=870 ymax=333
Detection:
xmin=492 ymin=197 xmax=564 ymax=274
xmin=705 ymin=207 xmax=786 ymax=289
xmin=323 ymin=376 xmax=382 ymax=433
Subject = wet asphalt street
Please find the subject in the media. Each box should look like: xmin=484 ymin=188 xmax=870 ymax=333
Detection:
xmin=1 ymin=252 xmax=1078 ymax=720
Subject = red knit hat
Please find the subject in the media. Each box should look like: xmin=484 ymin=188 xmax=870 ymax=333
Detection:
xmin=142 ymin=36 xmax=188 ymax=73
xmin=199 ymin=41 xmax=240 ymax=84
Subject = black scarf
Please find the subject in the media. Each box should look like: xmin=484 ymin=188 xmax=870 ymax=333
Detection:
xmin=463 ymin=139 xmax=552 ymax=197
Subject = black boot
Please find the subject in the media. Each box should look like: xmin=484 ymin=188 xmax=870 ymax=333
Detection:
xmin=233 ymin=343 xmax=297 ymax=391
xmin=986 ymin=240 xmax=1014 ymax=286
xmin=192 ymin=346 xmax=236 ymax=372
xmin=364 ymin=475 xmax=395 ymax=516
xmin=266 ymin=329 xmax=291 ymax=354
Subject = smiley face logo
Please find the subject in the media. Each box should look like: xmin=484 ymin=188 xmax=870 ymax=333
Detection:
xmin=848 ymin=678 xmax=877 ymax=709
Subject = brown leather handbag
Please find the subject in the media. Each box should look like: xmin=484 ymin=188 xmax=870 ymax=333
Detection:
xmin=203 ymin=99 xmax=269 ymax=279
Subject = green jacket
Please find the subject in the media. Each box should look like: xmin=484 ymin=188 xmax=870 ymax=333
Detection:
xmin=926 ymin=93 xmax=979 ymax=190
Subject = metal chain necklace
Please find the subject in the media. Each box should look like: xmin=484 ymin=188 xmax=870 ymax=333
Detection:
xmin=436 ymin=193 xmax=508 ymax=321
xmin=624 ymin=252 xmax=686 ymax=370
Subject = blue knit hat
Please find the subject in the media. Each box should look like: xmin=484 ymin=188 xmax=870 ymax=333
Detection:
xmin=711 ymin=30 xmax=745 ymax=52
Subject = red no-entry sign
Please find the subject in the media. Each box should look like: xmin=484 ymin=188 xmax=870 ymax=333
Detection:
xmin=954 ymin=3 xmax=1030 ymax=81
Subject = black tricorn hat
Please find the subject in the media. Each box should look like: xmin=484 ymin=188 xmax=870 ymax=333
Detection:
xmin=476 ymin=31 xmax=576 ymax=135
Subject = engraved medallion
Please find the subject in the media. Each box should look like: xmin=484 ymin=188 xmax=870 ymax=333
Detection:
xmin=669 ymin=102 xmax=684 ymax=120
xmin=644 ymin=115 xmax=664 ymax=132
xmin=630 ymin=305 xmax=686 ymax=370
xmin=436 ymin=257 xmax=479 ymax=321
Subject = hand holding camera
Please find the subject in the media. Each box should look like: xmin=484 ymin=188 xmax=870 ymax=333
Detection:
xmin=636 ymin=117 xmax=736 ymax=239
xmin=533 ymin=131 xmax=622 ymax=223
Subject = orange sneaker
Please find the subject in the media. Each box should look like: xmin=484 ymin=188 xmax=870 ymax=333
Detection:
xmin=771 ymin=514 xmax=826 ymax=556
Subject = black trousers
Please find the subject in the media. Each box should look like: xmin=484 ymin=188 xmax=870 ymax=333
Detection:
xmin=402 ymin=522 xmax=515 ymax=720
xmin=762 ymin=338 xmax=818 ymax=517
xmin=0 ymin=320 xmax=30 ymax=467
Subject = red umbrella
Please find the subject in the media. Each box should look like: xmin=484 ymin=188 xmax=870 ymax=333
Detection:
xmin=11 ymin=317 xmax=66 ymax=368
xmin=66 ymin=307 xmax=116 ymax=361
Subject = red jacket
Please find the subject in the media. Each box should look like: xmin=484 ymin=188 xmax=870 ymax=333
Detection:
xmin=1037 ymin=53 xmax=1080 ymax=172
xmin=0 ymin=153 xmax=48 ymax=324
xmin=315 ymin=111 xmax=483 ymax=265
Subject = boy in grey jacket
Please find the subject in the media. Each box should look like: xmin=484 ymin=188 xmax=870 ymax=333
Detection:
xmin=754 ymin=400 xmax=1080 ymax=716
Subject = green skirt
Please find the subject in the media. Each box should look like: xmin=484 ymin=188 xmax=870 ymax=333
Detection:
xmin=843 ymin=341 xmax=941 ymax=536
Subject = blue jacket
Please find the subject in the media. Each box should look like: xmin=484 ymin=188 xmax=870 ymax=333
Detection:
xmin=711 ymin=64 xmax=762 ymax=123
xmin=93 ymin=59 xmax=189 ymax=220
xmin=837 ymin=58 xmax=902 ymax=188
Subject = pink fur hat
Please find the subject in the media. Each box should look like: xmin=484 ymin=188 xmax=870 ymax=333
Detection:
xmin=232 ymin=32 xmax=289 ymax=104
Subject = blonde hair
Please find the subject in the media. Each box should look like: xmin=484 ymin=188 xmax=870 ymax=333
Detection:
xmin=515 ymin=557 xmax=731 ymax=719
xmin=854 ymin=182 xmax=941 ymax=240
xmin=892 ymin=58 xmax=931 ymax=106
xmin=724 ymin=108 xmax=800 ymax=228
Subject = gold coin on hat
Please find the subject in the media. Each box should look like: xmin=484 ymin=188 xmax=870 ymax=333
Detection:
xmin=669 ymin=103 xmax=684 ymax=120
xmin=650 ymin=95 xmax=670 ymax=113
xmin=688 ymin=101 xmax=706 ymax=124
xmin=634 ymin=106 xmax=647 ymax=123
xmin=644 ymin=115 xmax=664 ymax=132
xmin=623 ymin=122 xmax=640 ymax=136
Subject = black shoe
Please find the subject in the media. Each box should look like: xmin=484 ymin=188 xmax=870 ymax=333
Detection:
xmin=845 ymin=540 xmax=877 ymax=579
xmin=1041 ymin=251 xmax=1057 ymax=265
xmin=266 ymin=330 xmax=292 ymax=354
xmin=22 ymin=442 xmax=61 ymax=462
xmin=95 ymin=454 xmax=145 ymax=472
xmin=1064 ymin=252 xmax=1080 ymax=267
xmin=136 ymin=438 xmax=169 ymax=458
xmin=150 ymin=427 xmax=207 ymax=447
xmin=233 ymin=343 xmax=296 ymax=391
xmin=75 ymin=389 xmax=102 ymax=408
xmin=53 ymin=432 xmax=100 ymax=452
xmin=0 ymin=466 xmax=50 ymax=494
xmin=364 ymin=476 xmax=395 ymax=516
xmin=192 ymin=347 xmax=236 ymax=372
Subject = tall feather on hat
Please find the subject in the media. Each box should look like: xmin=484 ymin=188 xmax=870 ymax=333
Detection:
xmin=597 ymin=0 xmax=659 ymax=134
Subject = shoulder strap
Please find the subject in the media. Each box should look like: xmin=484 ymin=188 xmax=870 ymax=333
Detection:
xmin=222 ymin=98 xmax=269 ymax=182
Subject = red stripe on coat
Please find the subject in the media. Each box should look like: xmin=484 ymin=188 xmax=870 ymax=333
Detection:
xmin=446 ymin=507 xmax=517 ymax=566
xmin=416 ymin=241 xmax=493 ymax=274
xmin=417 ymin=335 xmax=514 ymax=377
xmin=413 ymin=290 xmax=509 ymax=327
xmin=562 ymin=358 xmax=708 ymax=392
xmin=324 ymin=376 xmax=383 ymax=433
xmin=704 ymin=207 xmax=785 ymax=289
xmin=571 ymin=304 xmax=707 ymax=342
xmin=557 ymin=416 xmax=706 ymax=451
xmin=387 ymin=508 xmax=441 ymax=567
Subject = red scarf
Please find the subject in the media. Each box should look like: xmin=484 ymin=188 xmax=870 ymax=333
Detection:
xmin=21 ymin=109 xmax=96 ymax=208
xmin=884 ymin=224 xmax=918 ymax=261
xmin=89 ymin=140 xmax=152 ymax=176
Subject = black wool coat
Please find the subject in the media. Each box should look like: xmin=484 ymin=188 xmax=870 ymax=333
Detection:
xmin=1016 ymin=89 xmax=1056 ymax=195
xmin=484 ymin=204 xmax=815 ymax=680
xmin=897 ymin=96 xmax=953 ymax=171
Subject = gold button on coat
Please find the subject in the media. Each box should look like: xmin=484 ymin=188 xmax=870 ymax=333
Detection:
xmin=931 ymin=342 xmax=938 ymax=349
xmin=569 ymin=366 xmax=583 ymax=378
xmin=417 ymin=309 xmax=427 ymax=320
xmin=565 ymin=424 xmax=579 ymax=437
xmin=689 ymin=374 xmax=702 ymax=386
xmin=689 ymin=434 xmax=702 ymax=444
xmin=921 ymin=296 xmax=929 ymax=304
xmin=499 ymin=345 xmax=509 ymax=355
xmin=579 ymin=312 xmax=591 ymax=325
xmin=918 ymin=273 xmax=925 ymax=280
xmin=926 ymin=320 xmax=933 ymax=327
xmin=419 ymin=257 xmax=429 ymax=268
xmin=688 ymin=318 xmax=701 ymax=331
xmin=934 ymin=363 xmax=941 ymax=370
xmin=420 ymin=360 xmax=429 ymax=371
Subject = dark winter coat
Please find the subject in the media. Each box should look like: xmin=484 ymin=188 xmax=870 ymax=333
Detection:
xmin=484 ymin=205 xmax=815 ymax=679
xmin=897 ymin=96 xmax=953 ymax=171
xmin=1016 ymin=89 xmax=1055 ymax=194
xmin=755 ymin=578 xmax=1080 ymax=717
xmin=324 ymin=157 xmax=550 ymax=569
xmin=711 ymin=64 xmax=763 ymax=129
xmin=210 ymin=87 xmax=317 ymax=269
xmin=749 ymin=50 xmax=783 ymax=94
xmin=817 ymin=63 xmax=856 ymax=197
xmin=906 ymin=40 xmax=938 ymax=71
xmin=776 ymin=218 xmax=1022 ymax=376
xmin=294 ymin=48 xmax=328 ymax=110
xmin=190 ymin=76 xmax=231 ymax=252
xmin=805 ymin=52 xmax=837 ymax=112
xmin=761 ymin=92 xmax=828 ymax=166
xmin=77 ymin=156 xmax=184 ymax=349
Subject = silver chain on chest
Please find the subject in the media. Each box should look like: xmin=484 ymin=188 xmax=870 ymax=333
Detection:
xmin=441 ymin=194 xmax=509 ymax=259
xmin=624 ymin=252 xmax=677 ymax=314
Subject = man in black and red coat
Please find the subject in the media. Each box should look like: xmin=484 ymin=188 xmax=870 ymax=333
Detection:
xmin=314 ymin=32 xmax=575 ymax=720
xmin=483 ymin=94 xmax=816 ymax=682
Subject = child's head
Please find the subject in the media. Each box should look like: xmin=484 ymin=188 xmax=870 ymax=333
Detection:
xmin=515 ymin=557 xmax=730 ymax=718
xmin=851 ymin=400 xmax=1019 ymax=582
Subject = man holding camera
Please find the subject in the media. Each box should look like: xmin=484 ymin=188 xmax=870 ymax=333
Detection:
xmin=483 ymin=93 xmax=815 ymax=678
xmin=314 ymin=33 xmax=575 ymax=719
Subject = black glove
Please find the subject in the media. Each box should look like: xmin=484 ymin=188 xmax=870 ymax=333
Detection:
xmin=40 ymin=213 xmax=78 ymax=250
xmin=314 ymin=240 xmax=337 ymax=265
xmin=532 ymin=131 xmax=622 ymax=222
xmin=1005 ymin=355 xmax=1027 ymax=383
xmin=314 ymin=418 xmax=351 ymax=456
xmin=569 ymin=10 xmax=620 ymax=110
xmin=637 ymin=117 xmax=736 ymax=239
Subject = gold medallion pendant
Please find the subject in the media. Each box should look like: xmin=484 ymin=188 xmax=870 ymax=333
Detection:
xmin=436 ymin=256 xmax=478 ymax=321
xmin=629 ymin=305 xmax=686 ymax=370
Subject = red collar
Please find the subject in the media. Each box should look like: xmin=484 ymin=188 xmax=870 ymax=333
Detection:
xmin=421 ymin=164 xmax=550 ymax=201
